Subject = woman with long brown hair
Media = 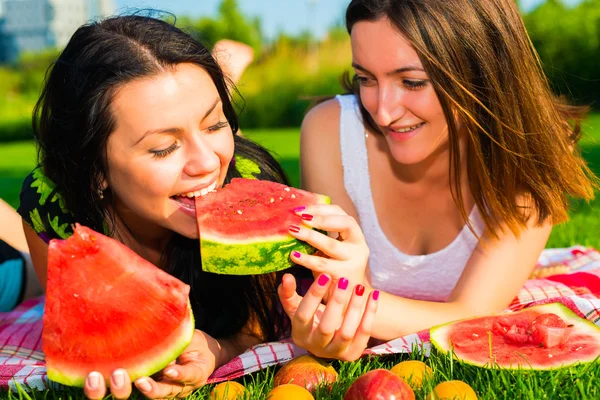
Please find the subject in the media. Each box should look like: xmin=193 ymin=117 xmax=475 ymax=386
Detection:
xmin=277 ymin=0 xmax=597 ymax=361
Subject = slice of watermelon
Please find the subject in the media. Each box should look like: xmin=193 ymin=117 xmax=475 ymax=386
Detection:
xmin=195 ymin=178 xmax=330 ymax=275
xmin=430 ymin=303 xmax=600 ymax=369
xmin=43 ymin=224 xmax=195 ymax=387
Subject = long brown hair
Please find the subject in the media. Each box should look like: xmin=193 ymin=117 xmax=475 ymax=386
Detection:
xmin=344 ymin=0 xmax=597 ymax=237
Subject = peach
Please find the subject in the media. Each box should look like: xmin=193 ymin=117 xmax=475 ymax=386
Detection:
xmin=267 ymin=383 xmax=315 ymax=399
xmin=344 ymin=369 xmax=415 ymax=400
xmin=390 ymin=360 xmax=433 ymax=389
xmin=273 ymin=354 xmax=338 ymax=393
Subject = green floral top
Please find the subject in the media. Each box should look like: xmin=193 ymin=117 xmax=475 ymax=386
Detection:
xmin=18 ymin=156 xmax=263 ymax=244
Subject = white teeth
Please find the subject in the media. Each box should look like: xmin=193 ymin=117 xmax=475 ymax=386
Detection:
xmin=178 ymin=181 xmax=218 ymax=199
xmin=394 ymin=122 xmax=424 ymax=133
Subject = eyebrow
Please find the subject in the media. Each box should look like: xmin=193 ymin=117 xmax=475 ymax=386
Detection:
xmin=351 ymin=62 xmax=425 ymax=75
xmin=134 ymin=98 xmax=222 ymax=145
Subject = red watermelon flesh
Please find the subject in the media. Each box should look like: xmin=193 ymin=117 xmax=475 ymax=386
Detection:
xmin=430 ymin=303 xmax=600 ymax=369
xmin=44 ymin=224 xmax=194 ymax=387
xmin=196 ymin=178 xmax=330 ymax=274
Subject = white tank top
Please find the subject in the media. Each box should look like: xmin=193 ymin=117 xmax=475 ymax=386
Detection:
xmin=337 ymin=94 xmax=485 ymax=302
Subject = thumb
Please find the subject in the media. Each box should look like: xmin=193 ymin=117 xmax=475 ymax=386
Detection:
xmin=277 ymin=273 xmax=302 ymax=318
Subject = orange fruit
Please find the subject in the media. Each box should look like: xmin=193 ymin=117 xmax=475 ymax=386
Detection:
xmin=267 ymin=383 xmax=315 ymax=399
xmin=390 ymin=360 xmax=433 ymax=389
xmin=209 ymin=381 xmax=245 ymax=400
xmin=427 ymin=380 xmax=478 ymax=400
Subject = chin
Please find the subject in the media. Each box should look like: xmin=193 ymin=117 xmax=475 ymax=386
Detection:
xmin=390 ymin=149 xmax=430 ymax=165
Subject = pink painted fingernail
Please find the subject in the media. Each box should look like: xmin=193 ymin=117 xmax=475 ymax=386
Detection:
xmin=373 ymin=290 xmax=380 ymax=301
xmin=301 ymin=213 xmax=314 ymax=221
xmin=289 ymin=225 xmax=300 ymax=233
xmin=338 ymin=277 xmax=349 ymax=290
xmin=292 ymin=251 xmax=301 ymax=258
xmin=293 ymin=206 xmax=306 ymax=212
xmin=317 ymin=274 xmax=329 ymax=286
xmin=136 ymin=378 xmax=152 ymax=393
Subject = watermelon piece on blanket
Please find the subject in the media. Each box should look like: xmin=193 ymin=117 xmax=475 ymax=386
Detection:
xmin=195 ymin=178 xmax=330 ymax=275
xmin=430 ymin=303 xmax=600 ymax=369
xmin=43 ymin=224 xmax=194 ymax=387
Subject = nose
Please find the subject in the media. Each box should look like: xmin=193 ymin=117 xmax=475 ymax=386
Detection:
xmin=182 ymin=135 xmax=220 ymax=177
xmin=373 ymin=83 xmax=406 ymax=127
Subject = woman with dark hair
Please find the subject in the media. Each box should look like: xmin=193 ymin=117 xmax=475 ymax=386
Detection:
xmin=277 ymin=0 xmax=597 ymax=361
xmin=17 ymin=15 xmax=288 ymax=399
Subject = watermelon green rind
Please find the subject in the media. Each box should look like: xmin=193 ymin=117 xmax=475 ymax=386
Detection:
xmin=201 ymin=234 xmax=320 ymax=274
xmin=46 ymin=302 xmax=195 ymax=387
xmin=198 ymin=182 xmax=331 ymax=275
xmin=430 ymin=303 xmax=600 ymax=370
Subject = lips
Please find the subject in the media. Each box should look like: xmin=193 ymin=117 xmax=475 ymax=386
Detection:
xmin=171 ymin=180 xmax=218 ymax=210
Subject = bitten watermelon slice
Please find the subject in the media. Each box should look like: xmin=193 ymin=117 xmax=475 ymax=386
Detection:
xmin=43 ymin=224 xmax=194 ymax=387
xmin=195 ymin=178 xmax=330 ymax=275
xmin=430 ymin=303 xmax=600 ymax=369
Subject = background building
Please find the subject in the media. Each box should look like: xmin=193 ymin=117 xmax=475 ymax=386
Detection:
xmin=0 ymin=0 xmax=115 ymax=63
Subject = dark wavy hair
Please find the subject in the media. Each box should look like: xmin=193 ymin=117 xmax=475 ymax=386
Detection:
xmin=33 ymin=14 xmax=289 ymax=341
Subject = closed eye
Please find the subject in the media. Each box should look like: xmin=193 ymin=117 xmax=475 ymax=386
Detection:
xmin=150 ymin=142 xmax=180 ymax=158
xmin=207 ymin=121 xmax=229 ymax=132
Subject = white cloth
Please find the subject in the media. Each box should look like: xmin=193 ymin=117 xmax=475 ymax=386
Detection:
xmin=336 ymin=94 xmax=485 ymax=301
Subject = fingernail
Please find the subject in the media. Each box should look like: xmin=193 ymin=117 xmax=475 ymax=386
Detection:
xmin=355 ymin=285 xmax=365 ymax=296
xmin=165 ymin=369 xmax=178 ymax=379
xmin=317 ymin=274 xmax=329 ymax=286
xmin=293 ymin=206 xmax=306 ymax=212
xmin=289 ymin=225 xmax=300 ymax=233
xmin=373 ymin=290 xmax=380 ymax=301
xmin=136 ymin=378 xmax=152 ymax=393
xmin=301 ymin=213 xmax=313 ymax=221
xmin=292 ymin=251 xmax=301 ymax=258
xmin=86 ymin=371 xmax=101 ymax=390
xmin=338 ymin=277 xmax=349 ymax=290
xmin=112 ymin=369 xmax=125 ymax=388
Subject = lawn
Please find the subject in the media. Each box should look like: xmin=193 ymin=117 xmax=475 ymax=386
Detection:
xmin=1 ymin=118 xmax=600 ymax=399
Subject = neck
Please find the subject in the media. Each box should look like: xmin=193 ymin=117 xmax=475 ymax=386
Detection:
xmin=106 ymin=202 xmax=173 ymax=269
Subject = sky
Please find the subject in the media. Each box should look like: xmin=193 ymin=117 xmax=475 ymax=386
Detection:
xmin=113 ymin=0 xmax=583 ymax=41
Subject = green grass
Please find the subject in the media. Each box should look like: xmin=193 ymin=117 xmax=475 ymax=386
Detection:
xmin=5 ymin=349 xmax=600 ymax=399
xmin=1 ymin=119 xmax=600 ymax=399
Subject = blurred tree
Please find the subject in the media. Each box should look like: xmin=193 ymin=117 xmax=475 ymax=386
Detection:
xmin=524 ymin=0 xmax=600 ymax=107
xmin=176 ymin=0 xmax=263 ymax=54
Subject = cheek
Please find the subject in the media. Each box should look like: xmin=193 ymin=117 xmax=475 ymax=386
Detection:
xmin=359 ymin=87 xmax=378 ymax=118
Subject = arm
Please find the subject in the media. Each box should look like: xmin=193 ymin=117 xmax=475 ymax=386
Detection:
xmin=22 ymin=220 xmax=48 ymax=291
xmin=372 ymin=218 xmax=552 ymax=340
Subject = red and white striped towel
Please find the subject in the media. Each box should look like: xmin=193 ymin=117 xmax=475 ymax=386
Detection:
xmin=2 ymin=245 xmax=600 ymax=391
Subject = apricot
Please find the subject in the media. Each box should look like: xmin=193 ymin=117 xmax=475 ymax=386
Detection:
xmin=427 ymin=380 xmax=478 ymax=400
xmin=344 ymin=369 xmax=415 ymax=400
xmin=273 ymin=354 xmax=338 ymax=393
xmin=390 ymin=360 xmax=433 ymax=389
xmin=267 ymin=383 xmax=315 ymax=399
xmin=209 ymin=381 xmax=245 ymax=400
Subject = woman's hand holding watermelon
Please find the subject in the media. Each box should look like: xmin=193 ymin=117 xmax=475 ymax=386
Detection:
xmin=287 ymin=204 xmax=371 ymax=291
xmin=83 ymin=330 xmax=223 ymax=399
xmin=278 ymin=272 xmax=379 ymax=361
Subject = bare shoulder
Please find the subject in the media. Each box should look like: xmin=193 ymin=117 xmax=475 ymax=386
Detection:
xmin=300 ymin=97 xmax=359 ymax=219
xmin=302 ymin=98 xmax=341 ymax=135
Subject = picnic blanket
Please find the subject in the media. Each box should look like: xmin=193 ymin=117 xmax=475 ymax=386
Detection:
xmin=2 ymin=245 xmax=600 ymax=392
